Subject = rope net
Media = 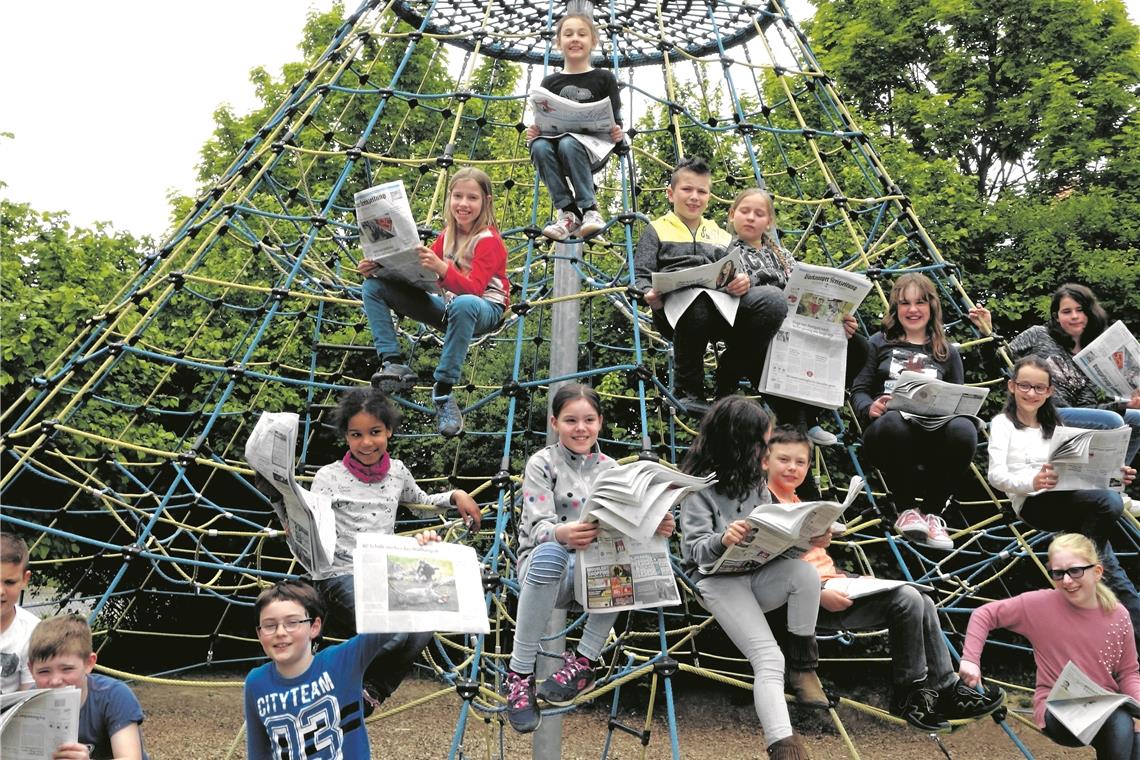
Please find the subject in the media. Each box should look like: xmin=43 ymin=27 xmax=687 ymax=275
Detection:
xmin=2 ymin=0 xmax=1135 ymax=757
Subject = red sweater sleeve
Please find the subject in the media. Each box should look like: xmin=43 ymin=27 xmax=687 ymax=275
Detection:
xmin=435 ymin=228 xmax=509 ymax=303
xmin=961 ymin=594 xmax=1030 ymax=666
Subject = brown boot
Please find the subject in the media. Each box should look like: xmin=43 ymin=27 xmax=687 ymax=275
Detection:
xmin=767 ymin=733 xmax=812 ymax=759
xmin=786 ymin=668 xmax=829 ymax=708
xmin=783 ymin=633 xmax=829 ymax=707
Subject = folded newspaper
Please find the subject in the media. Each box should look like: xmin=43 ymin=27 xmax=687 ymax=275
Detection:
xmin=1 ymin=686 xmax=81 ymax=760
xmin=822 ymin=576 xmax=934 ymax=600
xmin=1047 ymin=425 xmax=1130 ymax=491
xmin=244 ymin=412 xmax=337 ymax=576
xmin=886 ymin=371 xmax=989 ymax=429
xmin=354 ymin=180 xmax=438 ymax=292
xmin=705 ymin=476 xmax=864 ymax=575
xmin=1073 ymin=320 xmax=1140 ymax=400
xmin=653 ymin=250 xmax=745 ymax=329
xmin=529 ymin=86 xmax=618 ymax=164
xmin=1045 ymin=660 xmax=1140 ymax=745
xmin=352 ymin=533 xmax=489 ymax=634
xmin=758 ymin=263 xmax=872 ymax=409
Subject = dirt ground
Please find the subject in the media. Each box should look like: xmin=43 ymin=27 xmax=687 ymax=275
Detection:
xmin=135 ymin=675 xmax=1092 ymax=759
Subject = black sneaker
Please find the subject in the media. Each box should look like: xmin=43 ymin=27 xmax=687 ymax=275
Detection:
xmin=936 ymin=678 xmax=1005 ymax=720
xmin=890 ymin=682 xmax=950 ymax=732
xmin=371 ymin=361 xmax=417 ymax=393
xmin=504 ymin=671 xmax=541 ymax=733
xmin=536 ymin=650 xmax=596 ymax=706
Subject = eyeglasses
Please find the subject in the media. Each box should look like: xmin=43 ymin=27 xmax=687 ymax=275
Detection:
xmin=1048 ymin=565 xmax=1094 ymax=581
xmin=1013 ymin=381 xmax=1050 ymax=395
xmin=255 ymin=618 xmax=313 ymax=635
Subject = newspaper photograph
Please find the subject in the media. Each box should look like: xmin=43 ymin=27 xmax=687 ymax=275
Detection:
xmin=354 ymin=180 xmax=437 ymax=292
xmin=1073 ymin=320 xmax=1140 ymax=399
xmin=885 ymin=371 xmax=989 ymax=428
xmin=707 ymin=477 xmax=863 ymax=574
xmin=758 ymin=263 xmax=872 ymax=409
xmin=581 ymin=460 xmax=716 ymax=543
xmin=0 ymin=686 xmax=80 ymax=760
xmin=1046 ymin=660 xmax=1140 ymax=745
xmin=1047 ymin=425 xmax=1130 ymax=492
xmin=352 ymin=533 xmax=489 ymax=634
xmin=244 ymin=412 xmax=337 ymax=575
xmin=574 ymin=531 xmax=681 ymax=613
xmin=652 ymin=250 xmax=747 ymax=329
xmin=529 ymin=87 xmax=618 ymax=164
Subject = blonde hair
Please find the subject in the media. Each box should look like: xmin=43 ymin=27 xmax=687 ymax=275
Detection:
xmin=442 ymin=168 xmax=496 ymax=270
xmin=881 ymin=272 xmax=950 ymax=361
xmin=29 ymin=614 xmax=93 ymax=665
xmin=728 ymin=188 xmax=777 ymax=247
xmin=554 ymin=13 xmax=599 ymax=50
xmin=1047 ymin=533 xmax=1117 ymax=613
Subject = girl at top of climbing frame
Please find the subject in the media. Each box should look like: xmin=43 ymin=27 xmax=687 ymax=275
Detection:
xmin=679 ymin=396 xmax=823 ymax=760
xmin=1007 ymin=282 xmax=1140 ymax=467
xmin=849 ymin=272 xmax=990 ymax=551
xmin=722 ymin=188 xmax=867 ymax=462
xmin=959 ymin=533 xmax=1139 ymax=760
xmin=504 ymin=383 xmax=675 ymax=735
xmin=986 ymin=354 xmax=1139 ymax=648
xmin=307 ymin=386 xmax=482 ymax=714
xmin=359 ymin=167 xmax=509 ymax=438
xmin=526 ymin=12 xmax=624 ymax=241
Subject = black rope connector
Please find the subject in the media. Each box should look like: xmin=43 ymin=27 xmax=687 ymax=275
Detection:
xmin=107 ymin=342 xmax=124 ymax=356
xmin=521 ymin=226 xmax=544 ymax=240
xmin=436 ymin=143 xmax=456 ymax=168
xmin=491 ymin=469 xmax=512 ymax=490
xmin=865 ymin=267 xmax=886 ymax=281
xmin=510 ymin=301 xmax=532 ymax=316
xmin=653 ymin=656 xmax=679 ymax=677
xmin=168 ymin=271 xmax=185 ymax=289
xmin=500 ymin=380 xmax=527 ymax=399
xmin=417 ymin=226 xmax=437 ymax=242
xmin=122 ymin=543 xmax=144 ymax=562
xmin=310 ymin=215 xmax=328 ymax=228
xmin=480 ymin=570 xmax=501 ymax=593
xmin=177 ymin=449 xmax=199 ymax=467
xmin=226 ymin=362 xmax=247 ymax=379
xmin=631 ymin=364 xmax=655 ymax=383
xmin=455 ymin=678 xmax=479 ymax=701
xmin=39 ymin=418 xmax=60 ymax=436
xmin=801 ymin=128 xmax=817 ymax=140
xmin=626 ymin=285 xmax=646 ymax=303
xmin=270 ymin=287 xmax=289 ymax=302
xmin=637 ymin=449 xmax=659 ymax=462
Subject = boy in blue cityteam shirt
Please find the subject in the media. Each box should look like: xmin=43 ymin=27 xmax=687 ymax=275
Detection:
xmin=244 ymin=569 xmax=436 ymax=759
xmin=29 ymin=614 xmax=148 ymax=760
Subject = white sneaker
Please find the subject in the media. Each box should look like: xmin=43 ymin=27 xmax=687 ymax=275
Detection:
xmin=895 ymin=508 xmax=929 ymax=541
xmin=924 ymin=514 xmax=954 ymax=551
xmin=1123 ymin=495 xmax=1139 ymax=517
xmin=806 ymin=425 xmax=838 ymax=447
xmin=542 ymin=210 xmax=580 ymax=241
xmin=578 ymin=209 xmax=606 ymax=237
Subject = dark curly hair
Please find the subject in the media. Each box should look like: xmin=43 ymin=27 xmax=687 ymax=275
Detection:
xmin=681 ymin=396 xmax=771 ymax=500
xmin=331 ymin=387 xmax=401 ymax=436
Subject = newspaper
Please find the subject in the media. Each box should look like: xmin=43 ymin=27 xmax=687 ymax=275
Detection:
xmin=581 ymin=460 xmax=717 ymax=543
xmin=885 ymin=371 xmax=989 ymax=430
xmin=244 ymin=412 xmax=337 ymax=576
xmin=0 ymin=686 xmax=81 ymax=760
xmin=706 ymin=477 xmax=864 ymax=574
xmin=352 ymin=533 xmax=489 ymax=634
xmin=1073 ymin=320 xmax=1140 ymax=400
xmin=823 ymin=576 xmax=934 ymax=600
xmin=652 ymin=250 xmax=745 ymax=329
xmin=574 ymin=531 xmax=681 ymax=613
xmin=354 ymin=180 xmax=437 ymax=292
xmin=1047 ymin=425 xmax=1130 ymax=491
xmin=758 ymin=263 xmax=873 ymax=409
xmin=1045 ymin=660 xmax=1140 ymax=745
xmin=529 ymin=86 xmax=618 ymax=164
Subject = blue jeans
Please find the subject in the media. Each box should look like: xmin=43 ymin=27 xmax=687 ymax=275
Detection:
xmin=1044 ymin=705 xmax=1139 ymax=759
xmin=314 ymin=574 xmax=435 ymax=699
xmin=1056 ymin=406 xmax=1140 ymax=466
xmin=361 ymin=275 xmax=502 ymax=385
xmin=1019 ymin=489 xmax=1140 ymax=649
xmin=509 ymin=542 xmax=618 ymax=675
xmin=530 ymin=136 xmax=597 ymax=212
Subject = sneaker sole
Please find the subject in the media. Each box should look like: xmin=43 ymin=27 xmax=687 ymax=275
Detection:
xmin=537 ymin=680 xmax=596 ymax=707
xmin=371 ymin=374 xmax=416 ymax=393
xmin=923 ymin=538 xmax=955 ymax=551
xmin=508 ymin=712 xmax=542 ymax=734
xmin=577 ymin=223 xmax=603 ymax=237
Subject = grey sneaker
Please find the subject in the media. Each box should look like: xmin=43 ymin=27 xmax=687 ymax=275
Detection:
xmin=578 ymin=209 xmax=606 ymax=237
xmin=806 ymin=425 xmax=838 ymax=447
xmin=371 ymin=361 xmax=417 ymax=393
xmin=434 ymin=394 xmax=464 ymax=437
xmin=542 ymin=210 xmax=580 ymax=241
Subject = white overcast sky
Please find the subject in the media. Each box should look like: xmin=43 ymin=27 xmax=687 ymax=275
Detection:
xmin=3 ymin=0 xmax=1138 ymax=242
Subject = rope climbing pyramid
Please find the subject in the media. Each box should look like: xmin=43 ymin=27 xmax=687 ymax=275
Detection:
xmin=2 ymin=0 xmax=1135 ymax=757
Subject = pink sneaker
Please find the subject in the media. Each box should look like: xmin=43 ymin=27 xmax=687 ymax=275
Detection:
xmin=894 ymin=509 xmax=929 ymax=542
xmin=924 ymin=514 xmax=954 ymax=550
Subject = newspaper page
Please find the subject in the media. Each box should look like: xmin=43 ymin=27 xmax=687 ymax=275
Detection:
xmin=1073 ymin=320 xmax=1140 ymax=399
xmin=758 ymin=263 xmax=873 ymax=409
xmin=885 ymin=371 xmax=989 ymax=430
xmin=354 ymin=180 xmax=438 ymax=292
xmin=574 ymin=531 xmax=681 ymax=613
xmin=528 ymin=86 xmax=618 ymax=164
xmin=1045 ymin=660 xmax=1140 ymax=745
xmin=244 ymin=412 xmax=337 ymax=575
xmin=1047 ymin=425 xmax=1130 ymax=492
xmin=707 ymin=477 xmax=863 ymax=574
xmin=581 ymin=460 xmax=717 ymax=543
xmin=653 ymin=251 xmax=747 ymax=329
xmin=823 ymin=576 xmax=935 ymax=600
xmin=0 ymin=686 xmax=80 ymax=759
xmin=352 ymin=533 xmax=489 ymax=634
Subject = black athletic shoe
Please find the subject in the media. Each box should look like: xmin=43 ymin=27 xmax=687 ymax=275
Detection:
xmin=371 ymin=361 xmax=417 ymax=393
xmin=937 ymin=678 xmax=1005 ymax=720
xmin=891 ymin=682 xmax=950 ymax=732
xmin=504 ymin=671 xmax=541 ymax=734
